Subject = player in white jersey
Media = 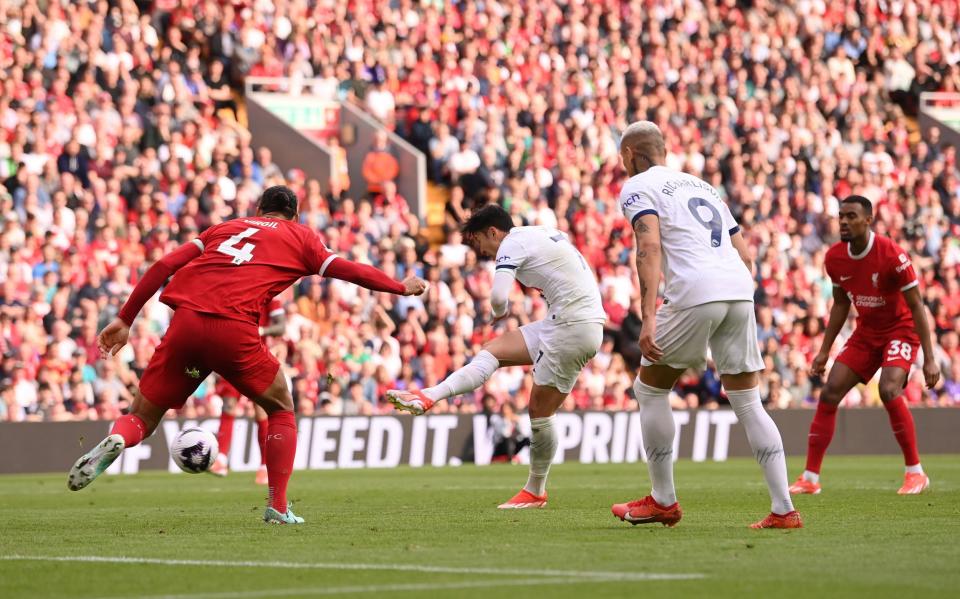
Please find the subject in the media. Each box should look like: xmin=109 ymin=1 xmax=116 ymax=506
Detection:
xmin=387 ymin=204 xmax=605 ymax=509
xmin=609 ymin=121 xmax=802 ymax=530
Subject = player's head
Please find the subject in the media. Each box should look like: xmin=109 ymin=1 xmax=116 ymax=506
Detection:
xmin=256 ymin=185 xmax=299 ymax=220
xmin=838 ymin=195 xmax=873 ymax=242
xmin=619 ymin=121 xmax=666 ymax=177
xmin=461 ymin=203 xmax=513 ymax=259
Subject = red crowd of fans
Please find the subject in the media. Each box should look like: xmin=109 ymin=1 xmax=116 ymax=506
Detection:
xmin=1 ymin=0 xmax=959 ymax=423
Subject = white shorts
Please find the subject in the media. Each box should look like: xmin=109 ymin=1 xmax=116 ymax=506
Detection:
xmin=520 ymin=320 xmax=604 ymax=393
xmin=641 ymin=300 xmax=764 ymax=375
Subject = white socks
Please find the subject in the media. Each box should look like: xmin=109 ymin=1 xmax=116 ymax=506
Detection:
xmin=634 ymin=379 xmax=677 ymax=506
xmin=802 ymin=470 xmax=819 ymax=484
xmin=422 ymin=350 xmax=499 ymax=402
xmin=523 ymin=416 xmax=557 ymax=497
xmin=726 ymin=387 xmax=795 ymax=515
xmin=905 ymin=464 xmax=924 ymax=474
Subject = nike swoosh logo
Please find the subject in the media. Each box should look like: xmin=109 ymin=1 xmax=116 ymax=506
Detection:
xmin=623 ymin=513 xmax=660 ymax=523
xmin=840 ymin=276 xmax=852 ymax=281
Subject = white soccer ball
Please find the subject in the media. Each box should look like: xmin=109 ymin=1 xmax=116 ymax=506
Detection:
xmin=170 ymin=427 xmax=218 ymax=474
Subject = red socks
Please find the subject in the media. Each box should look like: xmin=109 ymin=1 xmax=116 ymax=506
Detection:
xmin=884 ymin=396 xmax=920 ymax=467
xmin=804 ymin=401 xmax=839 ymax=474
xmin=266 ymin=410 xmax=297 ymax=512
xmin=110 ymin=414 xmax=147 ymax=448
xmin=257 ymin=418 xmax=269 ymax=465
xmin=217 ymin=412 xmax=235 ymax=457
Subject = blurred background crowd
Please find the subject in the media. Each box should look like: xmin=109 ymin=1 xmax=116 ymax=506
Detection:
xmin=2 ymin=0 xmax=960 ymax=423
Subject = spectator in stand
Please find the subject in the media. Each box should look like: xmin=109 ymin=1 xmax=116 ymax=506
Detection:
xmin=1 ymin=0 xmax=959 ymax=425
xmin=361 ymin=130 xmax=400 ymax=197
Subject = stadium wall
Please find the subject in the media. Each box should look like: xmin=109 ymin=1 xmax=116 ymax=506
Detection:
xmin=4 ymin=410 xmax=959 ymax=475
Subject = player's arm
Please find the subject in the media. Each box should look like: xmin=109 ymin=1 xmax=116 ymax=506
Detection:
xmin=633 ymin=213 xmax=664 ymax=362
xmin=902 ymin=285 xmax=941 ymax=389
xmin=810 ymin=284 xmax=852 ymax=377
xmin=730 ymin=230 xmax=756 ymax=278
xmin=99 ymin=241 xmax=203 ymax=356
xmin=490 ymin=270 xmax=514 ymax=318
xmin=323 ymin=257 xmax=426 ymax=296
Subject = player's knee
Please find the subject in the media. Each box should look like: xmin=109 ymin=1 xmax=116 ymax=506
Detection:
xmin=819 ymin=385 xmax=844 ymax=405
xmin=260 ymin=390 xmax=293 ymax=413
xmin=879 ymin=382 xmax=902 ymax=404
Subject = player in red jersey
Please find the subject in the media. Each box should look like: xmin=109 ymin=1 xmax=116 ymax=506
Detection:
xmin=68 ymin=186 xmax=427 ymax=524
xmin=209 ymin=297 xmax=286 ymax=484
xmin=790 ymin=196 xmax=940 ymax=496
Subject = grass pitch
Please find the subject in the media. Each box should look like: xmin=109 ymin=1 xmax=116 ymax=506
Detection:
xmin=1 ymin=456 xmax=958 ymax=598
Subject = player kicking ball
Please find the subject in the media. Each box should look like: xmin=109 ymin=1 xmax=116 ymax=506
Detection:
xmin=68 ymin=185 xmax=427 ymax=524
xmin=209 ymin=297 xmax=286 ymax=485
xmin=610 ymin=121 xmax=801 ymax=529
xmin=790 ymin=196 xmax=940 ymax=496
xmin=386 ymin=204 xmax=606 ymax=509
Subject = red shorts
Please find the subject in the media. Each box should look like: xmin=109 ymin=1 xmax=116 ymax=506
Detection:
xmin=215 ymin=379 xmax=242 ymax=399
xmin=139 ymin=309 xmax=279 ymax=410
xmin=835 ymin=329 xmax=919 ymax=383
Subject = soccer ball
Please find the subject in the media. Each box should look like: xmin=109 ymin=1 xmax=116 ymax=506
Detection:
xmin=171 ymin=427 xmax=218 ymax=474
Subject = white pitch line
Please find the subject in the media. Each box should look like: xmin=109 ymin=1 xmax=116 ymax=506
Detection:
xmin=103 ymin=577 xmax=636 ymax=599
xmin=0 ymin=555 xmax=703 ymax=582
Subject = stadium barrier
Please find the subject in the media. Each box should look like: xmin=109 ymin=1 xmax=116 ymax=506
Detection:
xmin=244 ymin=77 xmax=426 ymax=219
xmin=3 ymin=409 xmax=959 ymax=475
xmin=919 ymin=91 xmax=960 ymax=149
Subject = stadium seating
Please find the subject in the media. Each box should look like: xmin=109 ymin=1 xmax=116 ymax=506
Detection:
xmin=0 ymin=0 xmax=958 ymax=423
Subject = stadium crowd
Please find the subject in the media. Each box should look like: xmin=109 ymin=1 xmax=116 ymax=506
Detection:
xmin=2 ymin=0 xmax=960 ymax=423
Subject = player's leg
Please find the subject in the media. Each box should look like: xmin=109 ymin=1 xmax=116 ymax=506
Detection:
xmin=212 ymin=384 xmax=240 ymax=477
xmin=387 ymin=327 xmax=534 ymax=415
xmin=709 ymin=301 xmax=800 ymax=528
xmin=498 ymin=384 xmax=565 ymax=509
xmin=498 ymin=322 xmax=602 ymax=509
xmin=613 ymin=304 xmax=711 ymax=527
xmin=254 ymin=402 xmax=269 ymax=485
xmin=246 ymin=370 xmax=302 ymax=523
xmin=69 ymin=311 xmax=207 ymax=491
xmin=877 ymin=350 xmax=929 ymax=494
xmin=792 ymin=347 xmax=871 ymax=493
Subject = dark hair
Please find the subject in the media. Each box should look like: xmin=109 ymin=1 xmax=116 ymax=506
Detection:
xmin=840 ymin=195 xmax=873 ymax=216
xmin=461 ymin=203 xmax=513 ymax=235
xmin=258 ymin=185 xmax=298 ymax=219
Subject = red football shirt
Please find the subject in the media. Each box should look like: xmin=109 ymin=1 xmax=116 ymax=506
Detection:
xmin=824 ymin=232 xmax=918 ymax=338
xmin=161 ymin=218 xmax=334 ymax=325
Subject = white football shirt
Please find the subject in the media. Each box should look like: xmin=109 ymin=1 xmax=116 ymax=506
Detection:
xmin=619 ymin=166 xmax=754 ymax=309
xmin=494 ymin=226 xmax=606 ymax=324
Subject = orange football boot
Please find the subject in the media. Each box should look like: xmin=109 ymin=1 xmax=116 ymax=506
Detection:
xmin=385 ymin=389 xmax=435 ymax=415
xmin=611 ymin=495 xmax=683 ymax=527
xmin=750 ymin=511 xmax=804 ymax=529
xmin=498 ymin=489 xmax=548 ymax=509
xmin=897 ymin=472 xmax=930 ymax=495
xmin=788 ymin=476 xmax=821 ymax=495
xmin=255 ymin=464 xmax=268 ymax=486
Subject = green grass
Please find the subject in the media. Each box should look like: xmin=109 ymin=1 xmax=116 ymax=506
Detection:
xmin=1 ymin=456 xmax=959 ymax=598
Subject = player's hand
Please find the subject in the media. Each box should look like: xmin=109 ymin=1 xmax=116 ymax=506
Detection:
xmin=638 ymin=321 xmax=663 ymax=363
xmin=401 ymin=276 xmax=428 ymax=296
xmin=922 ymin=359 xmax=941 ymax=389
xmin=810 ymin=351 xmax=829 ymax=378
xmin=97 ymin=318 xmax=130 ymax=357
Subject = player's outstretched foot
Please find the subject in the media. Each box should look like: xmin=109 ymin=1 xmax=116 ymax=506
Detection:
xmin=498 ymin=489 xmax=547 ymax=509
xmin=611 ymin=495 xmax=683 ymax=527
xmin=898 ymin=472 xmax=930 ymax=495
xmin=68 ymin=434 xmax=125 ymax=491
xmin=750 ymin=511 xmax=803 ymax=529
xmin=255 ymin=464 xmax=268 ymax=486
xmin=385 ymin=389 xmax=435 ymax=416
xmin=209 ymin=453 xmax=229 ymax=477
xmin=263 ymin=505 xmax=305 ymax=525
xmin=788 ymin=476 xmax=822 ymax=495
